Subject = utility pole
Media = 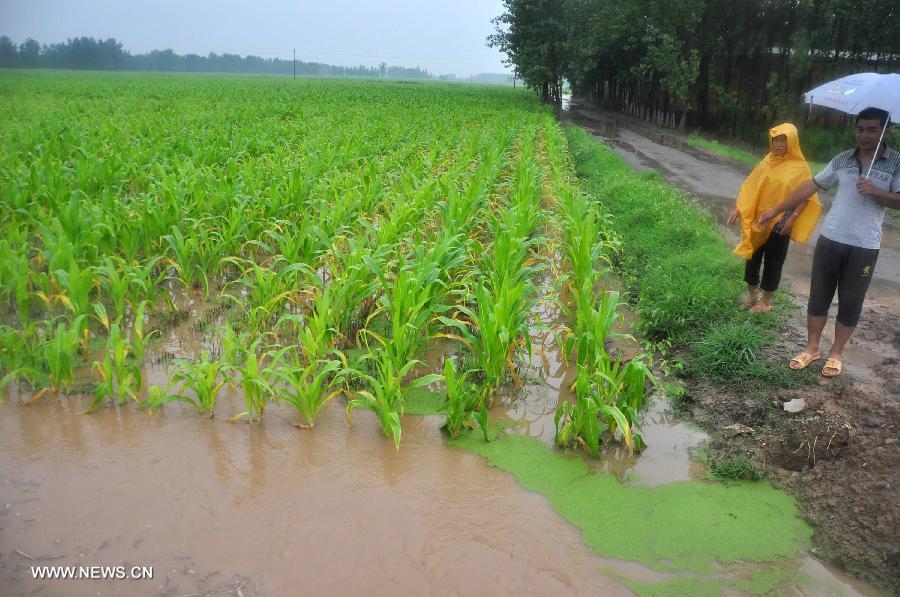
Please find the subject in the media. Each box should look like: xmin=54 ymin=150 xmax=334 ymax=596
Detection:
xmin=293 ymin=49 xmax=296 ymax=79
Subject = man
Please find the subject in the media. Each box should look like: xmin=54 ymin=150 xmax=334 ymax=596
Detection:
xmin=758 ymin=107 xmax=900 ymax=377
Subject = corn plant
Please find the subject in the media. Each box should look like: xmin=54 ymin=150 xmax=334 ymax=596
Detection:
xmin=364 ymin=259 xmax=443 ymax=368
xmin=162 ymin=351 xmax=230 ymax=417
xmin=274 ymin=348 xmax=347 ymax=428
xmin=163 ymin=223 xmax=208 ymax=294
xmin=129 ymin=300 xmax=158 ymax=366
xmin=222 ymin=257 xmax=305 ymax=336
xmin=227 ymin=343 xmax=277 ymax=422
xmin=471 ymin=402 xmax=493 ymax=443
xmin=40 ymin=262 xmax=95 ymax=322
xmin=346 ymin=349 xmax=442 ymax=450
xmin=440 ymin=358 xmax=479 ymax=439
xmin=554 ymin=351 xmax=651 ymax=456
xmin=0 ymin=324 xmax=44 ymax=399
xmin=39 ymin=315 xmax=86 ymax=396
xmin=440 ymin=279 xmax=536 ymax=401
xmin=95 ymin=256 xmax=130 ymax=323
xmin=562 ymin=287 xmax=626 ymax=366
xmin=87 ymin=322 xmax=141 ymax=412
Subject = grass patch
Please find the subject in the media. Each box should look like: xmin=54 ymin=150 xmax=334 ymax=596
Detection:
xmin=708 ymin=453 xmax=765 ymax=482
xmin=685 ymin=134 xmax=761 ymax=166
xmin=689 ymin=320 xmax=770 ymax=381
xmin=685 ymin=133 xmax=830 ymax=173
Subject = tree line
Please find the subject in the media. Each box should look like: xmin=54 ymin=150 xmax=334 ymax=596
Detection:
xmin=0 ymin=36 xmax=432 ymax=80
xmin=488 ymin=0 xmax=899 ymax=140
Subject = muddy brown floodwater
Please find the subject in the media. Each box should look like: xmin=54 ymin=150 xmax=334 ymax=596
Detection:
xmin=1 ymin=277 xmax=884 ymax=596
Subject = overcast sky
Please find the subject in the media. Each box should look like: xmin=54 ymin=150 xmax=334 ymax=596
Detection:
xmin=0 ymin=0 xmax=511 ymax=77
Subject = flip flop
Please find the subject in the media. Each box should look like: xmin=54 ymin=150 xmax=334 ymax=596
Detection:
xmin=789 ymin=352 xmax=821 ymax=370
xmin=738 ymin=298 xmax=757 ymax=310
xmin=749 ymin=304 xmax=772 ymax=313
xmin=821 ymin=358 xmax=842 ymax=378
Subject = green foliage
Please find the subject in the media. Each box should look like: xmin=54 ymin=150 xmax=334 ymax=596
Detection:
xmin=708 ymin=453 xmax=765 ymax=482
xmin=274 ymin=348 xmax=347 ymax=428
xmin=162 ymin=351 xmax=229 ymax=417
xmin=346 ymin=349 xmax=442 ymax=450
xmin=690 ymin=321 xmax=769 ymax=381
xmin=440 ymin=358 xmax=480 ymax=439
xmin=566 ymin=126 xmax=744 ymax=345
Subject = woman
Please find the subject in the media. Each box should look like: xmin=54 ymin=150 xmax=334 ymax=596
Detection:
xmin=727 ymin=123 xmax=821 ymax=312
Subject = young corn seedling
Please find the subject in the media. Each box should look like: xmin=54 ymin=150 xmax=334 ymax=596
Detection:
xmin=0 ymin=324 xmax=45 ymax=399
xmin=129 ymin=300 xmax=158 ymax=366
xmin=364 ymin=258 xmax=443 ymax=368
xmin=273 ymin=347 xmax=347 ymax=428
xmin=563 ymin=287 xmax=626 ymax=367
xmin=166 ymin=351 xmax=230 ymax=417
xmin=346 ymin=349 xmax=442 ymax=450
xmin=440 ymin=358 xmax=479 ymax=439
xmin=95 ymin=256 xmax=130 ymax=323
xmin=227 ymin=343 xmax=277 ymax=422
xmin=87 ymin=322 xmax=141 ymax=412
xmin=163 ymin=223 xmax=207 ymax=294
xmin=440 ymin=279 xmax=536 ymax=403
xmin=26 ymin=315 xmax=87 ymax=401
xmin=40 ymin=262 xmax=96 ymax=322
xmin=222 ymin=257 xmax=305 ymax=337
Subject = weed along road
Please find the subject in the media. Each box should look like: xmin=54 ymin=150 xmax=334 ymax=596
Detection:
xmin=0 ymin=73 xmax=891 ymax=596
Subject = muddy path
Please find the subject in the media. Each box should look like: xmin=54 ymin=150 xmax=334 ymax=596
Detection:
xmin=561 ymin=99 xmax=900 ymax=592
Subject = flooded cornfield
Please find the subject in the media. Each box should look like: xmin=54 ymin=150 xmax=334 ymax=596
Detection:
xmin=0 ymin=74 xmax=891 ymax=596
xmin=0 ymin=286 xmax=882 ymax=596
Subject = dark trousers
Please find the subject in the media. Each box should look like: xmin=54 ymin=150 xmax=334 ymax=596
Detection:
xmin=808 ymin=236 xmax=878 ymax=327
xmin=744 ymin=229 xmax=791 ymax=292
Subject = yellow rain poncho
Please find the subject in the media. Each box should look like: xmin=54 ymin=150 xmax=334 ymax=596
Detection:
xmin=733 ymin=123 xmax=821 ymax=259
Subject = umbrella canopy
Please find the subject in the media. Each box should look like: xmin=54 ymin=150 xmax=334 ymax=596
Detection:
xmin=804 ymin=72 xmax=900 ymax=122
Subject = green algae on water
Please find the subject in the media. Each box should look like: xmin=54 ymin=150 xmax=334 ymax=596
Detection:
xmin=404 ymin=389 xmax=446 ymax=415
xmin=451 ymin=432 xmax=811 ymax=574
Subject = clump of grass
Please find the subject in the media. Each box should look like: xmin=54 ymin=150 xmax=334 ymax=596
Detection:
xmin=684 ymin=134 xmax=762 ymax=166
xmin=689 ymin=320 xmax=769 ymax=381
xmin=708 ymin=453 xmax=765 ymax=482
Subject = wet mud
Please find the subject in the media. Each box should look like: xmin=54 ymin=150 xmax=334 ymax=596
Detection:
xmin=562 ymin=98 xmax=900 ymax=593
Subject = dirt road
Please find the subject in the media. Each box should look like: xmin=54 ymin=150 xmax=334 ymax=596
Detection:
xmin=562 ymin=99 xmax=900 ymax=593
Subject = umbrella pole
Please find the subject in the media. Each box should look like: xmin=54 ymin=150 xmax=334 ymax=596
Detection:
xmin=865 ymin=120 xmax=889 ymax=178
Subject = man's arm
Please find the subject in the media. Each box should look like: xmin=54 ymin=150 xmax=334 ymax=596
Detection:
xmin=758 ymin=179 xmax=819 ymax=225
xmin=857 ymin=178 xmax=900 ymax=209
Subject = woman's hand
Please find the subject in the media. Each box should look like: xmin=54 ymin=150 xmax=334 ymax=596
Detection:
xmin=779 ymin=217 xmax=795 ymax=236
xmin=757 ymin=208 xmax=779 ymax=226
xmin=727 ymin=208 xmax=740 ymax=226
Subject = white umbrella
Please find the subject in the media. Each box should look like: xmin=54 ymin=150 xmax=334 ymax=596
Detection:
xmin=804 ymin=72 xmax=900 ymax=121
xmin=804 ymin=72 xmax=899 ymax=176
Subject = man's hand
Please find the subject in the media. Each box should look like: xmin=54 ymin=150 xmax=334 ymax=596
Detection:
xmin=726 ymin=208 xmax=740 ymax=226
xmin=857 ymin=177 xmax=879 ymax=196
xmin=757 ymin=208 xmax=779 ymax=226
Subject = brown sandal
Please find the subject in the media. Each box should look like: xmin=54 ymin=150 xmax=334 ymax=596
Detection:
xmin=789 ymin=352 xmax=821 ymax=370
xmin=821 ymin=358 xmax=842 ymax=378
